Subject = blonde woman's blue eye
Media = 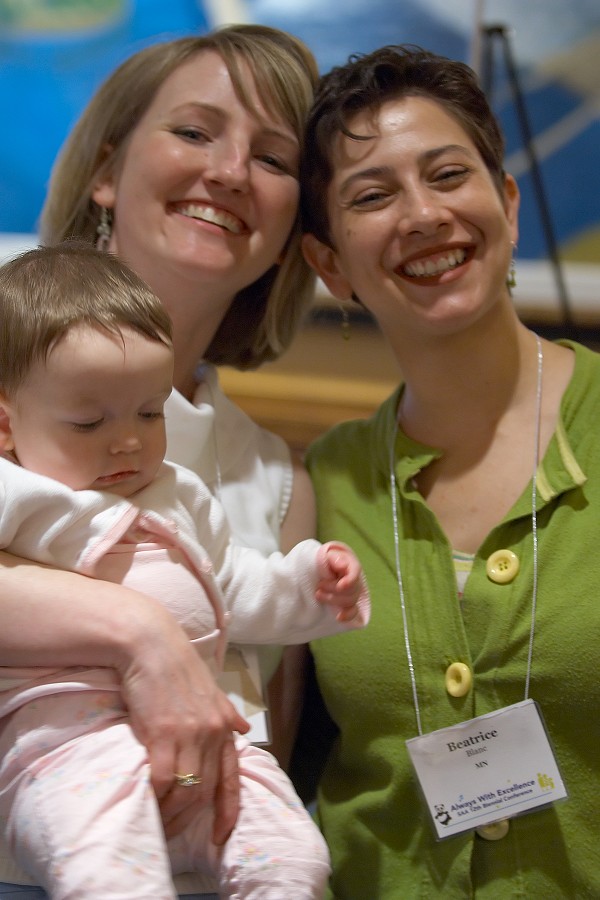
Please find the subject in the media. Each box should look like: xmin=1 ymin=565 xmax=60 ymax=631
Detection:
xmin=174 ymin=127 xmax=208 ymax=142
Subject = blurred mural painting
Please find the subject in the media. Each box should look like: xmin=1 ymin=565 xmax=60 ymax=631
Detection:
xmin=0 ymin=0 xmax=599 ymax=308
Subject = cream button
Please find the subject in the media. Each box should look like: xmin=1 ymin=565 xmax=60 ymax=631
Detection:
xmin=445 ymin=662 xmax=472 ymax=697
xmin=486 ymin=549 xmax=519 ymax=584
xmin=476 ymin=819 xmax=510 ymax=841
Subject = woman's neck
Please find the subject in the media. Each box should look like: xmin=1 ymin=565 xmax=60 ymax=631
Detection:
xmin=148 ymin=275 xmax=234 ymax=401
xmin=169 ymin=311 xmax=223 ymax=400
xmin=392 ymin=305 xmax=538 ymax=447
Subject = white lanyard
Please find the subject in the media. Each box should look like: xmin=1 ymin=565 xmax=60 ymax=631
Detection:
xmin=389 ymin=336 xmax=544 ymax=736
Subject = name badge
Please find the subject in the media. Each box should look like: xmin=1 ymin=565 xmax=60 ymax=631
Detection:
xmin=406 ymin=699 xmax=567 ymax=840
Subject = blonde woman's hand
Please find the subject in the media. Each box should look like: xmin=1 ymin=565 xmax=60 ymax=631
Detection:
xmin=117 ymin=605 xmax=249 ymax=844
xmin=0 ymin=555 xmax=249 ymax=844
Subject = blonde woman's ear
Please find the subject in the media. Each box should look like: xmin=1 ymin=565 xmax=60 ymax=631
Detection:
xmin=301 ymin=233 xmax=353 ymax=302
xmin=91 ymin=182 xmax=116 ymax=209
xmin=91 ymin=143 xmax=117 ymax=207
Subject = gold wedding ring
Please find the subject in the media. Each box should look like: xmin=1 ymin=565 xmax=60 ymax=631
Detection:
xmin=174 ymin=772 xmax=203 ymax=787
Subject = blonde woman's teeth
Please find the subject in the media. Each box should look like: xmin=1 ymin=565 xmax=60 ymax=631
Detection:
xmin=177 ymin=203 xmax=244 ymax=234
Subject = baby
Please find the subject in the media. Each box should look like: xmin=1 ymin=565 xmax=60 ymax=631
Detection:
xmin=0 ymin=244 xmax=370 ymax=899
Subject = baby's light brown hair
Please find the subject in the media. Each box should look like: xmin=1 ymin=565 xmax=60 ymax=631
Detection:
xmin=0 ymin=243 xmax=172 ymax=398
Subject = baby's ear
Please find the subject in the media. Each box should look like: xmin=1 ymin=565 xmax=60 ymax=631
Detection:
xmin=0 ymin=399 xmax=16 ymax=454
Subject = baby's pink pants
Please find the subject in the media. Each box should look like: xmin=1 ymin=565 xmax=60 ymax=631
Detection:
xmin=0 ymin=691 xmax=330 ymax=899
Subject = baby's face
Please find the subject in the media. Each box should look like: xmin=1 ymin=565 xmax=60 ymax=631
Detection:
xmin=4 ymin=324 xmax=173 ymax=497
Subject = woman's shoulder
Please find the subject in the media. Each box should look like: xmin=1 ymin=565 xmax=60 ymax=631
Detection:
xmin=558 ymin=339 xmax=600 ymax=409
xmin=167 ymin=366 xmax=290 ymax=479
xmin=306 ymin=388 xmax=401 ymax=492
xmin=559 ymin=338 xmax=600 ymax=370
xmin=205 ymin=365 xmax=290 ymax=465
xmin=199 ymin=366 xmax=293 ymax=547
xmin=307 ymin=387 xmax=401 ymax=471
xmin=166 ymin=367 xmax=293 ymax=549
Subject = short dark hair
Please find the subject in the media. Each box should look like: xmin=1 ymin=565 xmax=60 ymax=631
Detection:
xmin=301 ymin=44 xmax=506 ymax=246
xmin=0 ymin=242 xmax=172 ymax=397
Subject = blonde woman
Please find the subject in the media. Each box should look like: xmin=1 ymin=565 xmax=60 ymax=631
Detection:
xmin=0 ymin=24 xmax=319 ymax=899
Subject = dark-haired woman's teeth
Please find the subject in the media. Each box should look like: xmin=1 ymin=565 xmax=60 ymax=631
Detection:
xmin=404 ymin=248 xmax=466 ymax=277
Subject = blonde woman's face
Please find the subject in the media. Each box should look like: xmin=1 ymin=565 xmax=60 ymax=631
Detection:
xmin=93 ymin=51 xmax=300 ymax=315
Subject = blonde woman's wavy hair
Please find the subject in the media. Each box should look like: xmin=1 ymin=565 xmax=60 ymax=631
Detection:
xmin=40 ymin=25 xmax=319 ymax=369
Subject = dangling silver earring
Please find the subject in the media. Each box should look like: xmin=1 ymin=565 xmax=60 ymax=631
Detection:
xmin=340 ymin=303 xmax=351 ymax=341
xmin=507 ymin=243 xmax=517 ymax=290
xmin=96 ymin=207 xmax=112 ymax=251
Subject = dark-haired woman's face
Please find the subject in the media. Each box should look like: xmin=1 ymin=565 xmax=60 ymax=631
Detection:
xmin=305 ymin=95 xmax=519 ymax=342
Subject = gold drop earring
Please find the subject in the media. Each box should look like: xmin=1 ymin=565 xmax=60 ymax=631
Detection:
xmin=340 ymin=303 xmax=351 ymax=341
xmin=507 ymin=243 xmax=517 ymax=290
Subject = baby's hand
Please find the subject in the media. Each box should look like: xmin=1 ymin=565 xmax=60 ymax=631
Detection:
xmin=315 ymin=541 xmax=370 ymax=626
